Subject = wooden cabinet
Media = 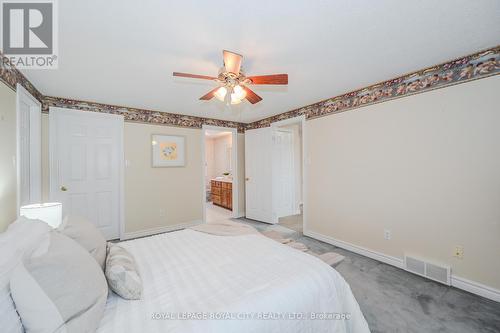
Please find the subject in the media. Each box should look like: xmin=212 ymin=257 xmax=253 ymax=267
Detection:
xmin=211 ymin=180 xmax=232 ymax=210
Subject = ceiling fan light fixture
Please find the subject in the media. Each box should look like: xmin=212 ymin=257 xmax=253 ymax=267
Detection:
xmin=173 ymin=50 xmax=288 ymax=105
xmin=230 ymin=94 xmax=242 ymax=105
xmin=233 ymin=85 xmax=246 ymax=100
xmin=214 ymin=86 xmax=227 ymax=101
xmin=230 ymin=85 xmax=247 ymax=105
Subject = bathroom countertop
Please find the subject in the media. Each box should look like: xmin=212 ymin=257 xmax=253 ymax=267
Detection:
xmin=211 ymin=178 xmax=233 ymax=183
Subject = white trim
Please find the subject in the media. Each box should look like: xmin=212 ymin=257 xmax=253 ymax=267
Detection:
xmin=201 ymin=125 xmax=239 ymax=222
xmin=201 ymin=127 xmax=206 ymax=224
xmin=48 ymin=110 xmax=56 ymax=203
xmin=120 ymin=220 xmax=203 ymax=240
xmin=49 ymin=107 xmax=125 ymax=240
xmin=304 ymin=229 xmax=500 ymax=303
xmin=270 ymin=115 xmax=306 ymax=228
xmin=118 ymin=119 xmax=125 ymax=240
xmin=451 ymin=275 xmax=500 ymax=303
xmin=16 ymin=83 xmax=42 ymax=215
xmin=304 ymin=230 xmax=404 ymax=268
xmin=234 ymin=211 xmax=245 ymax=219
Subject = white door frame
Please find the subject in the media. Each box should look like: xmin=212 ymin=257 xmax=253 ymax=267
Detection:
xmin=270 ymin=115 xmax=306 ymax=229
xmin=201 ymin=125 xmax=239 ymax=222
xmin=16 ymin=83 xmax=42 ymax=214
xmin=49 ymin=107 xmax=125 ymax=239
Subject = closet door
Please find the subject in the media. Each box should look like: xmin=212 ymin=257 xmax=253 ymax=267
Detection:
xmin=245 ymin=127 xmax=274 ymax=223
xmin=50 ymin=107 xmax=123 ymax=240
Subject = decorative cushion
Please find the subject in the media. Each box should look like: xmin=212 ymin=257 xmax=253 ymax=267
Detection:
xmin=10 ymin=231 xmax=108 ymax=333
xmin=105 ymin=243 xmax=143 ymax=300
xmin=0 ymin=217 xmax=52 ymax=333
xmin=58 ymin=215 xmax=107 ymax=270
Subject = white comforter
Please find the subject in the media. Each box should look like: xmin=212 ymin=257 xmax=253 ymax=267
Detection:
xmin=97 ymin=229 xmax=370 ymax=333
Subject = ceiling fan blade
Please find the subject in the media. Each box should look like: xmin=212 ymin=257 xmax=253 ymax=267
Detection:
xmin=199 ymin=87 xmax=220 ymax=100
xmin=173 ymin=72 xmax=217 ymax=80
xmin=223 ymin=50 xmax=243 ymax=74
xmin=243 ymin=86 xmax=263 ymax=104
xmin=247 ymin=74 xmax=288 ymax=85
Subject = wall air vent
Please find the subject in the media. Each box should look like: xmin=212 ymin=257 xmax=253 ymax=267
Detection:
xmin=404 ymin=255 xmax=450 ymax=285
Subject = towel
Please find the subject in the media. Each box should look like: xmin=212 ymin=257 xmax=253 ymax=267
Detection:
xmin=189 ymin=220 xmax=259 ymax=236
xmin=190 ymin=221 xmax=345 ymax=266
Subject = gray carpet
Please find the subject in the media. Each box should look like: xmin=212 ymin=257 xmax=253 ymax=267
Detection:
xmin=236 ymin=217 xmax=500 ymax=333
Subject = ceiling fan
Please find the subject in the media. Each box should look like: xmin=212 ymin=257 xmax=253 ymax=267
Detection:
xmin=173 ymin=50 xmax=288 ymax=105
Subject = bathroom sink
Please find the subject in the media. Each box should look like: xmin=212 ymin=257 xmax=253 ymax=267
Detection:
xmin=215 ymin=176 xmax=232 ymax=181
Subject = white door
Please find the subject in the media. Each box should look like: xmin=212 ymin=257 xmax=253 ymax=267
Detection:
xmin=273 ymin=128 xmax=295 ymax=218
xmin=16 ymin=84 xmax=42 ymax=209
xmin=50 ymin=108 xmax=123 ymax=240
xmin=245 ymin=127 xmax=274 ymax=223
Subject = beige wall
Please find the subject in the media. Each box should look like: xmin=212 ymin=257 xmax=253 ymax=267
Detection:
xmin=0 ymin=82 xmax=17 ymax=231
xmin=306 ymin=75 xmax=500 ymax=290
xmin=124 ymin=123 xmax=203 ymax=233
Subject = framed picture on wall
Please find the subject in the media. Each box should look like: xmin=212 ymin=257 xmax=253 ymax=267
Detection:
xmin=151 ymin=134 xmax=186 ymax=167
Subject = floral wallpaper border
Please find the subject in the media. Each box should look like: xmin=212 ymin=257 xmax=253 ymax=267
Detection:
xmin=2 ymin=46 xmax=499 ymax=133
xmin=42 ymin=96 xmax=247 ymax=133
xmin=246 ymin=46 xmax=500 ymax=130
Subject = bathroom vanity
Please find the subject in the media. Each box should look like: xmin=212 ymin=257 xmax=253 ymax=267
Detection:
xmin=211 ymin=179 xmax=232 ymax=210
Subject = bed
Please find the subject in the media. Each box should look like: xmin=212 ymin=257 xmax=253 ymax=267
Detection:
xmin=97 ymin=229 xmax=370 ymax=333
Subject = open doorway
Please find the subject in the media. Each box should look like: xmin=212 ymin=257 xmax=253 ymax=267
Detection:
xmin=202 ymin=126 xmax=238 ymax=223
xmin=272 ymin=116 xmax=304 ymax=233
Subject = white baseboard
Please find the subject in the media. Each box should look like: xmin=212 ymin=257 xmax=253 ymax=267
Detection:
xmin=304 ymin=230 xmax=404 ymax=269
xmin=120 ymin=220 xmax=203 ymax=241
xmin=450 ymin=275 xmax=500 ymax=302
xmin=234 ymin=211 xmax=246 ymax=219
xmin=304 ymin=229 xmax=500 ymax=303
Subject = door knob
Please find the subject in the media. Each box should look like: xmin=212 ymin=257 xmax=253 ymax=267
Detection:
xmin=60 ymin=186 xmax=68 ymax=192
xmin=245 ymin=177 xmax=250 ymax=181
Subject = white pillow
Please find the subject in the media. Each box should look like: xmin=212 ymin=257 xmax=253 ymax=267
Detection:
xmin=0 ymin=217 xmax=52 ymax=333
xmin=106 ymin=243 xmax=143 ymax=300
xmin=58 ymin=215 xmax=107 ymax=270
xmin=10 ymin=231 xmax=108 ymax=333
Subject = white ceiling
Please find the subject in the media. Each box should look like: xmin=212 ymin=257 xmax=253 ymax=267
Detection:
xmin=21 ymin=0 xmax=500 ymax=123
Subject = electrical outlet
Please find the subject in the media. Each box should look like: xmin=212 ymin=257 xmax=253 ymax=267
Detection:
xmin=384 ymin=229 xmax=391 ymax=240
xmin=159 ymin=209 xmax=166 ymax=218
xmin=453 ymin=246 xmax=464 ymax=259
